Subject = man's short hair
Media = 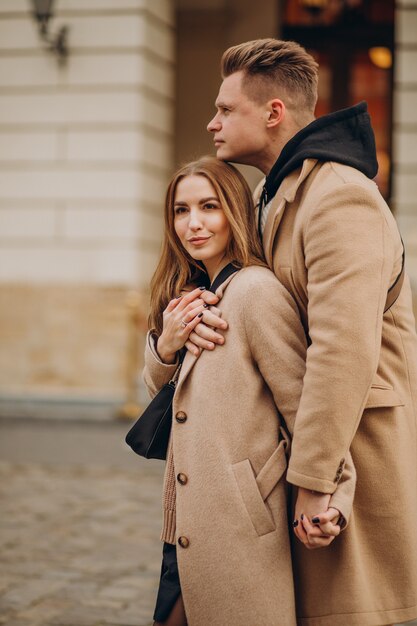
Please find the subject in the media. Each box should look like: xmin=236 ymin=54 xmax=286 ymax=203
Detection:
xmin=221 ymin=38 xmax=319 ymax=115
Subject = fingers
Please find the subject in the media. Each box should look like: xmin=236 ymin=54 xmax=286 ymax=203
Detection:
xmin=176 ymin=287 xmax=210 ymax=311
xmin=184 ymin=339 xmax=201 ymax=357
xmin=199 ymin=308 xmax=228 ymax=330
xmin=208 ymin=305 xmax=222 ymax=317
xmin=311 ymin=508 xmax=341 ymax=537
xmin=181 ymin=304 xmax=204 ymax=325
xmin=165 ymin=295 xmax=182 ymax=312
xmin=293 ymin=517 xmax=309 ymax=545
xmin=167 ymin=287 xmax=219 ymax=314
xmin=298 ymin=515 xmax=336 ymax=550
xmin=180 ymin=293 xmax=227 ymax=330
xmin=185 ymin=311 xmax=204 ymax=333
xmin=316 ymin=520 xmax=341 ymax=537
xmin=184 ymin=314 xmax=225 ymax=353
xmin=187 ymin=330 xmax=216 ymax=351
xmin=293 ymin=512 xmax=338 ymax=550
xmin=190 ymin=322 xmax=225 ymax=346
xmin=303 ymin=516 xmax=336 ymax=549
xmin=200 ymin=291 xmax=219 ymax=306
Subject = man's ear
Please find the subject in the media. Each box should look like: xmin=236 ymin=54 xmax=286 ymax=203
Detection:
xmin=266 ymin=99 xmax=285 ymax=128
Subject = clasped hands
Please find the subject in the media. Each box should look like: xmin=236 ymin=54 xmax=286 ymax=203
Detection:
xmin=157 ymin=287 xmax=341 ymax=549
xmin=156 ymin=287 xmax=226 ymax=364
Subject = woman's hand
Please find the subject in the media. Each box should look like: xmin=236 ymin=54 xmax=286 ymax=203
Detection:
xmin=156 ymin=287 xmax=207 ymax=363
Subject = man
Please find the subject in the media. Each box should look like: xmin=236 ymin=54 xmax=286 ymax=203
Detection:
xmin=188 ymin=39 xmax=417 ymax=626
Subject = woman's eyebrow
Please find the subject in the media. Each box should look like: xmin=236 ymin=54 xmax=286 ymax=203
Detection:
xmin=198 ymin=196 xmax=219 ymax=204
xmin=174 ymin=196 xmax=219 ymax=206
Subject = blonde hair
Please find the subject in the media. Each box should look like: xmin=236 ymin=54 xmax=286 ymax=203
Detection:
xmin=149 ymin=156 xmax=265 ymax=335
xmin=221 ymin=38 xmax=318 ymax=116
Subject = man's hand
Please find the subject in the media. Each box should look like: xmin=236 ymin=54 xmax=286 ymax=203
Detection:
xmin=293 ymin=487 xmax=340 ymax=549
xmin=184 ymin=291 xmax=228 ymax=356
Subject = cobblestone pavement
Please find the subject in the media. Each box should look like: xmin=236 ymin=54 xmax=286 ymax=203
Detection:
xmin=0 ymin=418 xmax=416 ymax=626
xmin=0 ymin=418 xmax=164 ymax=626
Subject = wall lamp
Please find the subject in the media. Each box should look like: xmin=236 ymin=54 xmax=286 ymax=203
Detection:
xmin=31 ymin=0 xmax=69 ymax=65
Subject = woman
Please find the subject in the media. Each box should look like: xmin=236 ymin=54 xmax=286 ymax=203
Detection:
xmin=143 ymin=157 xmax=352 ymax=626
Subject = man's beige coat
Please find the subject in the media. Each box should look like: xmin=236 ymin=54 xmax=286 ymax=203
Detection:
xmin=257 ymin=158 xmax=417 ymax=626
xmin=144 ymin=267 xmax=354 ymax=626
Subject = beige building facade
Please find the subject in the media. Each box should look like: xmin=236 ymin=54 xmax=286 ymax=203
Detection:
xmin=0 ymin=0 xmax=415 ymax=420
xmin=0 ymin=0 xmax=174 ymax=418
xmin=394 ymin=0 xmax=417 ymax=300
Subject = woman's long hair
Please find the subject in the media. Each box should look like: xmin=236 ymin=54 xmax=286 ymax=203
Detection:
xmin=149 ymin=156 xmax=265 ymax=335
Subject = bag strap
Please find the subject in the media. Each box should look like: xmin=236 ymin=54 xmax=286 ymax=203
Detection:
xmin=168 ymin=352 xmax=185 ymax=386
xmin=384 ymin=241 xmax=405 ymax=313
xmin=209 ymin=263 xmax=239 ymax=293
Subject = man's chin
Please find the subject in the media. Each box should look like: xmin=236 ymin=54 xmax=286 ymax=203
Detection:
xmin=215 ymin=145 xmax=235 ymax=162
xmin=215 ymin=145 xmax=249 ymax=165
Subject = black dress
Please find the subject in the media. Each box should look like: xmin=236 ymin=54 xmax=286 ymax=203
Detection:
xmin=153 ymin=542 xmax=181 ymax=622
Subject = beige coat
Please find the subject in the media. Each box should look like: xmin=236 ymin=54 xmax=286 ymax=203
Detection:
xmin=144 ymin=266 xmax=354 ymax=626
xmin=257 ymin=158 xmax=417 ymax=626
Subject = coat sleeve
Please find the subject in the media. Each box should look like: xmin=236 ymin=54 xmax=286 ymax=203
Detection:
xmin=286 ymin=182 xmax=396 ymax=494
xmin=242 ymin=271 xmax=356 ymax=524
xmin=142 ymin=331 xmax=179 ymax=398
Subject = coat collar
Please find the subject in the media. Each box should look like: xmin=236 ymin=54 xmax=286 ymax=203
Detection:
xmin=262 ymin=159 xmax=317 ymax=266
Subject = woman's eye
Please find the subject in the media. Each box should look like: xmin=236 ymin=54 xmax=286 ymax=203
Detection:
xmin=204 ymin=203 xmax=218 ymax=210
xmin=174 ymin=207 xmax=187 ymax=215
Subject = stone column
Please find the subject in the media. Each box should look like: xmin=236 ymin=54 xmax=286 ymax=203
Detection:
xmin=393 ymin=0 xmax=417 ymax=311
xmin=0 ymin=0 xmax=174 ymax=419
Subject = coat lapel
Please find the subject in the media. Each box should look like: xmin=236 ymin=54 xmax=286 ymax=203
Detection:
xmin=263 ymin=194 xmax=287 ymax=266
xmin=176 ymin=270 xmax=240 ymax=392
xmin=261 ymin=159 xmax=318 ymax=265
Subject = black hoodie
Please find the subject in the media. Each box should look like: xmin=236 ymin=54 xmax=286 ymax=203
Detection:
xmin=259 ymin=101 xmax=379 ymax=218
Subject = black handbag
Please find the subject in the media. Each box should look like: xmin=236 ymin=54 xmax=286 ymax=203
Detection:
xmin=125 ymin=363 xmax=181 ymax=460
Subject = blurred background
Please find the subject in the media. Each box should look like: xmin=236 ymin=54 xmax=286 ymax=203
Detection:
xmin=1 ymin=2 xmax=416 ymax=625
xmin=0 ymin=0 xmax=416 ymax=421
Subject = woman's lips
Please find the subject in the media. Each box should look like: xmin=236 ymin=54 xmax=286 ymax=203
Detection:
xmin=188 ymin=237 xmax=210 ymax=246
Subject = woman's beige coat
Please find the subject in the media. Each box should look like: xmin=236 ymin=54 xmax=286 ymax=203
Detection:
xmin=257 ymin=158 xmax=417 ymax=626
xmin=144 ymin=266 xmax=354 ymax=626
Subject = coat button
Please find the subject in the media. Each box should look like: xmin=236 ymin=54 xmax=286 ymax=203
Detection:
xmin=175 ymin=411 xmax=187 ymax=423
xmin=177 ymin=473 xmax=188 ymax=485
xmin=178 ymin=536 xmax=190 ymax=548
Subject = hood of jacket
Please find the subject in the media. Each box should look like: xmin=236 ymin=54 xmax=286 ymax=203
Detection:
xmin=263 ymin=101 xmax=378 ymax=204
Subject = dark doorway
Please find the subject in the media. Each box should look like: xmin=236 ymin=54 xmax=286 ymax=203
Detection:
xmin=281 ymin=0 xmax=395 ymax=200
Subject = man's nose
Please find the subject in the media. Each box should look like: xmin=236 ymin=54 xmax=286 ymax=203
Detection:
xmin=207 ymin=114 xmax=220 ymax=133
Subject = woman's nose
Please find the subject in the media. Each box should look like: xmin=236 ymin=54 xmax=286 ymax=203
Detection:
xmin=188 ymin=211 xmax=203 ymax=230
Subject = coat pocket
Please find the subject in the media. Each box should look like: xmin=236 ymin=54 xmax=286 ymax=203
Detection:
xmin=365 ymin=384 xmax=404 ymax=409
xmin=232 ymin=440 xmax=287 ymax=537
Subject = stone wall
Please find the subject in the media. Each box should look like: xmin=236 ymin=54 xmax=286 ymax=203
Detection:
xmin=0 ymin=0 xmax=174 ymax=418
xmin=393 ymin=0 xmax=417 ymax=312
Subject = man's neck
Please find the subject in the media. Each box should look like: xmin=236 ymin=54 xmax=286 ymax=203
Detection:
xmin=257 ymin=125 xmax=302 ymax=175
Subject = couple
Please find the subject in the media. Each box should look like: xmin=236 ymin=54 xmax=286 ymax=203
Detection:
xmin=143 ymin=39 xmax=417 ymax=626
